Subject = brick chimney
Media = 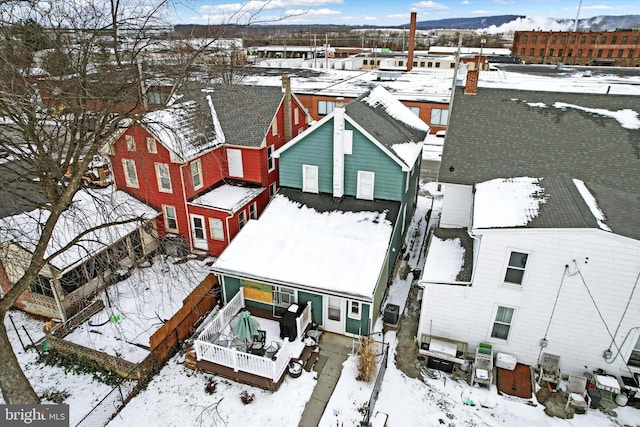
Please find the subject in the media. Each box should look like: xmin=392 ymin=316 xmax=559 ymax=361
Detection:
xmin=465 ymin=67 xmax=479 ymax=95
xmin=407 ymin=12 xmax=417 ymax=72
xmin=282 ymin=74 xmax=292 ymax=142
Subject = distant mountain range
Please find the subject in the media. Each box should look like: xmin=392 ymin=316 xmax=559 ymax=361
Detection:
xmin=410 ymin=14 xmax=640 ymax=31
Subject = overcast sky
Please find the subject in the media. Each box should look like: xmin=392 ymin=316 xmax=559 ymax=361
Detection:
xmin=167 ymin=0 xmax=638 ymax=26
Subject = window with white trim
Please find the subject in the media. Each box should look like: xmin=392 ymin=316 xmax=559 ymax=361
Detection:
xmin=318 ymin=100 xmax=336 ymax=116
xmin=408 ymin=106 xmax=420 ymax=117
xmin=238 ymin=210 xmax=247 ymax=229
xmin=504 ymin=251 xmax=529 ymax=286
xmin=146 ymin=137 xmax=157 ymax=154
xmin=430 ymin=108 xmax=449 ymax=126
xmin=294 ymin=107 xmax=299 ymax=125
xmin=271 ymin=118 xmax=278 ymax=136
xmin=302 ymin=164 xmax=319 ymax=193
xmin=273 ymin=286 xmax=296 ymax=314
xmin=125 ymin=135 xmax=135 ymax=151
xmin=155 ymin=163 xmax=172 ymax=193
xmin=209 ymin=218 xmax=224 ymax=240
xmin=491 ymin=306 xmax=514 ymax=341
xmin=348 ymin=301 xmax=361 ymax=319
xmin=191 ymin=159 xmax=203 ymax=190
xmin=122 ymin=159 xmax=139 ymax=188
xmin=328 ymin=296 xmax=341 ymax=321
xmin=267 ymin=145 xmax=275 ymax=171
xmin=163 ymin=205 xmax=178 ymax=231
xmin=269 ymin=182 xmax=277 ymax=197
xmin=249 ymin=202 xmax=257 ymax=220
xmin=628 ymin=335 xmax=640 ymax=368
xmin=357 ymin=170 xmax=375 ymax=200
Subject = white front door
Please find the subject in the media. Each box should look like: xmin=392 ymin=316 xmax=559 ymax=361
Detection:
xmin=323 ymin=296 xmax=344 ymax=333
xmin=190 ymin=214 xmax=208 ymax=251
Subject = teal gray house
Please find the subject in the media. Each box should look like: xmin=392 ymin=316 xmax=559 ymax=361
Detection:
xmin=211 ymin=86 xmax=429 ymax=337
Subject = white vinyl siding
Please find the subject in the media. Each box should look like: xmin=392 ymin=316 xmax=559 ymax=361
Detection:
xmin=209 ymin=218 xmax=224 ymax=241
xmin=227 ymin=148 xmax=244 ymax=178
xmin=155 ymin=163 xmax=172 ymax=193
xmin=357 ymin=170 xmax=375 ymax=200
xmin=302 ymin=164 xmax=318 ymax=193
xmin=122 ymin=159 xmax=139 ymax=188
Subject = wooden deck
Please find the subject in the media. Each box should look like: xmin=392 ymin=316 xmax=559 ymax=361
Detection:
xmin=195 ymin=357 xmax=287 ymax=391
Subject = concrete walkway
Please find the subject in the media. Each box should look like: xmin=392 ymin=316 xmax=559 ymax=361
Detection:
xmin=299 ymin=333 xmax=355 ymax=427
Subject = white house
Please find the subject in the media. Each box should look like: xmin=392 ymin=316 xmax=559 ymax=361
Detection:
xmin=418 ymin=69 xmax=640 ymax=385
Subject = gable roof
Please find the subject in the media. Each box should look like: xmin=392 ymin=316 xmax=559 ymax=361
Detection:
xmin=142 ymin=91 xmax=221 ymax=162
xmin=211 ymin=187 xmax=399 ymax=300
xmin=209 ymin=84 xmax=284 ymax=148
xmin=346 ymin=86 xmax=429 ymax=167
xmin=439 ymin=87 xmax=640 ymax=193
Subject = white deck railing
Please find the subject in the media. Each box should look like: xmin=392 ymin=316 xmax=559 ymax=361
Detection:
xmin=194 ymin=289 xmax=311 ymax=382
xmin=296 ymin=302 xmax=312 ymax=340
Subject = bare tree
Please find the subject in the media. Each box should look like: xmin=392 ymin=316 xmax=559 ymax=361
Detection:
xmin=0 ymin=0 xmax=276 ymax=404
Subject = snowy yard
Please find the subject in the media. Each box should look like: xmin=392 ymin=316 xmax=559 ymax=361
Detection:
xmin=3 ymin=184 xmax=640 ymax=426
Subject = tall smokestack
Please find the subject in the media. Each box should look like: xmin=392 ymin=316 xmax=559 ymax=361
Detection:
xmin=282 ymin=74 xmax=292 ymax=143
xmin=407 ymin=12 xmax=417 ymax=72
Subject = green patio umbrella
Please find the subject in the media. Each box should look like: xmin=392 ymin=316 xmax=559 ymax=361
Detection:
xmin=232 ymin=310 xmax=259 ymax=342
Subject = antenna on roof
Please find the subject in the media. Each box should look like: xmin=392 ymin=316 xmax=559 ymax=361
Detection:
xmin=573 ymin=0 xmax=583 ymax=32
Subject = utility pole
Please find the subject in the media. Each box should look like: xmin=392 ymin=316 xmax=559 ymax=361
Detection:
xmin=325 ymin=34 xmax=329 ymax=69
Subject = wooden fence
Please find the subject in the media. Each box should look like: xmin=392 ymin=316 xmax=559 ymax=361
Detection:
xmin=149 ymin=273 xmax=218 ymax=364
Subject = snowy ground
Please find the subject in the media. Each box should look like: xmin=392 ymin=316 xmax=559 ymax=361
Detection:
xmin=3 ymin=182 xmax=640 ymax=427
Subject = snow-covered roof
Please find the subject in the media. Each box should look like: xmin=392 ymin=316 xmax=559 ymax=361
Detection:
xmin=473 ymin=177 xmax=547 ymax=229
xmin=0 ymin=187 xmax=158 ymax=271
xmin=189 ymin=184 xmax=265 ymax=213
xmin=422 ymin=236 xmax=465 ymax=283
xmin=361 ymin=85 xmax=431 ymax=134
xmin=212 ymin=192 xmax=394 ymax=300
xmin=142 ymin=93 xmax=221 ymax=162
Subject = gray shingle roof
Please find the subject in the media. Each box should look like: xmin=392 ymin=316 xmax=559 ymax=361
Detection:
xmin=587 ymin=181 xmax=640 ymax=240
xmin=440 ymin=87 xmax=640 ymax=193
xmin=210 ymin=84 xmax=284 ymax=148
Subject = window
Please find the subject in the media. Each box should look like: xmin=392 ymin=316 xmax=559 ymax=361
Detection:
xmin=122 ymin=159 xmax=139 ymax=188
xmin=420 ymin=61 xmax=425 ymax=67
xmin=294 ymin=107 xmax=299 ymax=125
xmin=558 ymin=49 xmax=563 ymax=57
xmin=618 ymin=49 xmax=624 ymax=58
xmin=192 ymin=216 xmax=205 ymax=240
xmin=612 ymin=35 xmax=617 ymax=44
xmin=318 ymin=100 xmax=336 ymax=116
xmin=601 ymin=35 xmax=607 ymax=43
xmin=591 ymin=36 xmax=596 ymax=43
xmin=273 ymin=286 xmax=296 ymax=316
xmin=398 ymin=60 xmax=404 ymax=66
xmin=578 ymin=49 xmax=583 ymax=57
xmin=363 ymin=59 xmax=368 ymax=65
xmin=348 ymin=301 xmax=361 ymax=319
xmin=520 ymin=48 xmax=525 ymax=55
xmin=522 ymin=35 xmax=528 ymax=43
xmin=532 ymin=35 xmax=537 ymax=44
xmin=408 ymin=106 xmax=420 ymax=117
xmin=357 ymin=170 xmax=375 ymax=200
xmin=146 ymin=137 xmax=157 ymax=154
xmin=563 ymin=36 xmax=568 ymax=43
xmin=209 ymin=218 xmax=224 ymax=240
xmin=435 ymin=62 xmax=440 ymax=68
xmin=155 ymin=163 xmax=172 ymax=193
xmin=271 ymin=118 xmax=278 ymax=136
xmin=189 ymin=160 xmax=203 ymax=190
xmin=504 ymin=251 xmax=528 ymax=285
xmin=607 ymin=49 xmax=613 ymax=58
xmin=567 ymin=49 xmax=572 ymax=57
xmin=302 ymin=164 xmax=318 ymax=193
xmin=427 ymin=61 xmax=433 ymax=67
xmin=267 ymin=145 xmax=275 ymax=171
xmin=328 ymin=296 xmax=341 ymax=321
xmin=430 ymin=108 xmax=449 ymax=126
xmin=628 ymin=335 xmax=640 ymax=368
xmin=630 ymin=49 xmax=635 ymax=58
xmin=450 ymin=63 xmax=455 ymax=68
xmin=634 ymin=37 xmax=639 ymax=44
xmin=30 ymin=275 xmax=53 ymax=298
xmin=269 ymin=182 xmax=277 ymax=197
xmin=597 ymin=49 xmax=603 ymax=58
xmin=491 ymin=306 xmax=515 ymax=340
xmin=529 ymin=48 xmax=535 ymax=55
xmin=551 ymin=35 xmax=557 ymax=43
xmin=622 ymin=36 xmax=628 ymax=44
xmin=227 ymin=148 xmax=244 ymax=178
xmin=539 ymin=48 xmax=544 ymax=56
xmin=163 ymin=205 xmax=178 ymax=231
xmin=580 ymin=36 xmax=586 ymax=44
xmin=588 ymin=49 xmax=593 ymax=58
xmin=125 ymin=135 xmax=135 ymax=151
xmin=249 ymin=202 xmax=257 ymax=220
xmin=549 ymin=48 xmax=554 ymax=57
xmin=238 ymin=211 xmax=247 ymax=229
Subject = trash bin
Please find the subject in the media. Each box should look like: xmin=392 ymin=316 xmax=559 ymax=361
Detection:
xmin=383 ymin=304 xmax=400 ymax=324
xmin=586 ymin=387 xmax=601 ymax=409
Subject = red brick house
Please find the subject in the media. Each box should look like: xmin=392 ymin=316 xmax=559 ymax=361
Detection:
xmin=109 ymin=76 xmax=310 ymax=256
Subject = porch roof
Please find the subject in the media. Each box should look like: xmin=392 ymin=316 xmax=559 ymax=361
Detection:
xmin=189 ymin=184 xmax=265 ymax=213
xmin=212 ymin=189 xmax=397 ymax=300
xmin=421 ymin=228 xmax=473 ymax=284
